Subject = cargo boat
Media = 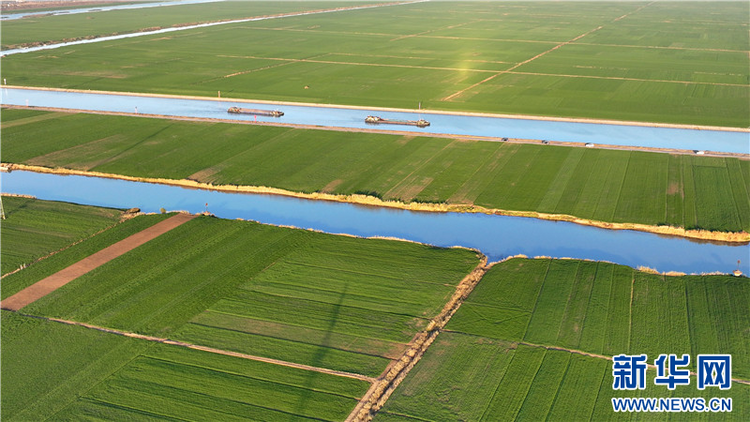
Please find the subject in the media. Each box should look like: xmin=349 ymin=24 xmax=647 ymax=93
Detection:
xmin=365 ymin=115 xmax=430 ymax=128
xmin=228 ymin=106 xmax=283 ymax=117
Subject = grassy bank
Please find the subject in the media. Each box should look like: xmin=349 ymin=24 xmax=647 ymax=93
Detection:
xmin=1 ymin=311 xmax=370 ymax=421
xmin=378 ymin=258 xmax=750 ymax=420
xmin=1 ymin=2 xmax=747 ymax=126
xmin=0 ymin=195 xmax=124 ymax=275
xmin=3 ymin=109 xmax=748 ymax=234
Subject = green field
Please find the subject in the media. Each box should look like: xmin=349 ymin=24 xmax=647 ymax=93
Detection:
xmin=2 ymin=1 xmax=747 ymax=126
xmin=378 ymin=258 xmax=750 ymax=420
xmin=4 ymin=108 xmax=749 ymax=232
xmin=0 ymin=195 xmax=123 ymax=274
xmin=1 ymin=311 xmax=370 ymax=421
xmin=1 ymin=212 xmax=173 ymax=299
xmin=5 ymin=202 xmax=479 ymax=378
xmin=1 ymin=1 xmax=369 ymax=49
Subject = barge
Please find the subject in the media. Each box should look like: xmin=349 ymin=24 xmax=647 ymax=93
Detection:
xmin=228 ymin=106 xmax=284 ymax=117
xmin=365 ymin=115 xmax=430 ymax=128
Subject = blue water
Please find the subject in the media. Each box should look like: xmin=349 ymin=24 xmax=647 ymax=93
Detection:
xmin=2 ymin=170 xmax=747 ymax=275
xmin=1 ymin=0 xmax=224 ymax=21
xmin=2 ymin=87 xmax=747 ymax=153
xmin=0 ymin=2 xmax=419 ymax=55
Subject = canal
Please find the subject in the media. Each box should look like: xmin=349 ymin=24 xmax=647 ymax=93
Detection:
xmin=2 ymin=87 xmax=747 ymax=153
xmin=2 ymin=170 xmax=747 ymax=275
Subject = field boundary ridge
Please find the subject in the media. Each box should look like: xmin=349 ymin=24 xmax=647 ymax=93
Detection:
xmin=12 ymin=313 xmax=378 ymax=383
xmin=348 ymin=256 xmax=490 ymax=421
xmin=1 ymin=212 xmax=196 ymax=311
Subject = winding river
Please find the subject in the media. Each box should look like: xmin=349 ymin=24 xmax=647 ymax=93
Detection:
xmin=2 ymin=170 xmax=747 ymax=275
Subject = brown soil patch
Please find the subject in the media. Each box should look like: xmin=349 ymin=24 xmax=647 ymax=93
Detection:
xmin=0 ymin=112 xmax=66 ymax=129
xmin=666 ymin=181 xmax=680 ymax=196
xmin=1 ymin=213 xmax=196 ymax=311
xmin=322 ymin=179 xmax=345 ymax=193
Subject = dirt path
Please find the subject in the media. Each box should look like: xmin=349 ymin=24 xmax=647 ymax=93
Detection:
xmin=22 ymin=315 xmax=375 ymax=383
xmin=348 ymin=257 xmax=490 ymax=421
xmin=1 ymin=213 xmax=196 ymax=311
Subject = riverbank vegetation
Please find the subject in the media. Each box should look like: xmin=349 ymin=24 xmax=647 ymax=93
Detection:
xmin=4 ymin=108 xmax=748 ymax=235
xmin=378 ymin=258 xmax=750 ymax=420
xmin=0 ymin=194 xmax=123 ymax=275
xmin=1 ymin=1 xmax=747 ymax=126
xmin=1 ymin=311 xmax=370 ymax=420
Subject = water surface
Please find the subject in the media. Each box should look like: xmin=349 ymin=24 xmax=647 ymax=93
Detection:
xmin=2 ymin=170 xmax=747 ymax=275
xmin=2 ymin=87 xmax=747 ymax=153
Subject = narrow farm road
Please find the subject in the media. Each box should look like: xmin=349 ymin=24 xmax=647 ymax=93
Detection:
xmin=1 ymin=213 xmax=197 ymax=311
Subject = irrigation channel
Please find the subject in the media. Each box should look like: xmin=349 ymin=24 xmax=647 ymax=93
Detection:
xmin=2 ymin=87 xmax=748 ymax=153
xmin=0 ymin=1 xmax=424 ymax=55
xmin=2 ymin=170 xmax=748 ymax=275
xmin=1 ymin=0 xmax=223 ymax=21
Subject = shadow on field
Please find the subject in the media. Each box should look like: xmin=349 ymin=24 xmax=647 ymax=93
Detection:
xmin=293 ymin=284 xmax=347 ymax=417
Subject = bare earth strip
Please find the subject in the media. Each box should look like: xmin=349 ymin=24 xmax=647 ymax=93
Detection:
xmin=17 ymin=315 xmax=376 ymax=383
xmin=1 ymin=213 xmax=196 ymax=311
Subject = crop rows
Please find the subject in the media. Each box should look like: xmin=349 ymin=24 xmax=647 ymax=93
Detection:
xmin=380 ymin=258 xmax=750 ymax=420
xmin=16 ymin=213 xmax=479 ymax=377
xmin=1 ymin=212 xmax=173 ymax=299
xmin=2 ymin=2 xmax=747 ymax=126
xmin=2 ymin=311 xmax=369 ymax=421
xmin=0 ymin=195 xmax=123 ymax=274
xmin=5 ymin=109 xmax=748 ymax=233
xmin=445 ymin=259 xmax=750 ymax=379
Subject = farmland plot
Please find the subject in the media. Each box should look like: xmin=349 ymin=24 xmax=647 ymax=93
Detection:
xmin=380 ymin=258 xmax=750 ymax=420
xmin=1 ymin=312 xmax=370 ymax=421
xmin=5 ymin=109 xmax=748 ymax=233
xmin=0 ymin=195 xmax=122 ymax=274
xmin=2 ymin=2 xmax=747 ymax=126
xmin=16 ymin=215 xmax=480 ymax=378
xmin=445 ymin=259 xmax=750 ymax=378
xmin=1 ymin=212 xmax=173 ymax=299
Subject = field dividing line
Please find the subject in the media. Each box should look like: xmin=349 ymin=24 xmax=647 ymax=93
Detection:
xmin=0 ymin=214 xmax=133 ymax=280
xmin=389 ymin=20 xmax=479 ymax=42
xmin=441 ymin=24 xmax=606 ymax=101
xmin=512 ymin=340 xmax=750 ymax=386
xmin=330 ymin=51 xmax=512 ymax=65
xmin=613 ymin=1 xmax=654 ymax=22
xmin=217 ymin=54 xmax=500 ymax=74
xmin=441 ymin=1 xmax=659 ymax=102
xmin=507 ymin=70 xmax=749 ymax=88
xmin=22 ymin=315 xmax=378 ymax=383
xmin=3 ymin=0 xmax=427 ymax=56
xmin=1 ymin=213 xmax=197 ymax=311
xmin=349 ymin=257 xmax=490 ymax=421
xmin=573 ymin=42 xmax=749 ymax=54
